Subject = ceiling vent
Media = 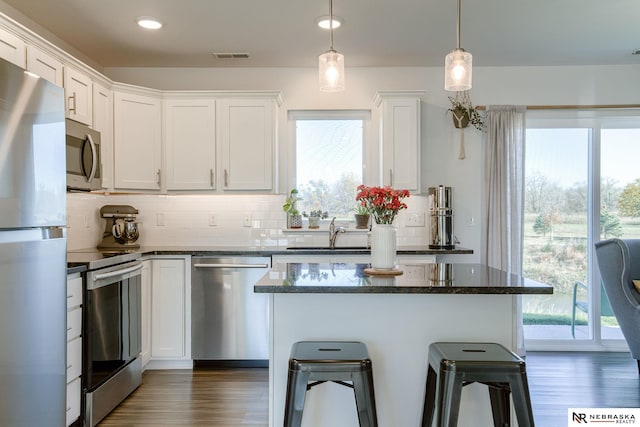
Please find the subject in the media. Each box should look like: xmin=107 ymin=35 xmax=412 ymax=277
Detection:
xmin=213 ymin=53 xmax=250 ymax=59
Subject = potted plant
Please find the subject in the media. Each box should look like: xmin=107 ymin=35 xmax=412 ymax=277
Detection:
xmin=302 ymin=209 xmax=329 ymax=229
xmin=282 ymin=189 xmax=302 ymax=228
xmin=353 ymin=204 xmax=371 ymax=229
xmin=447 ymin=90 xmax=485 ymax=131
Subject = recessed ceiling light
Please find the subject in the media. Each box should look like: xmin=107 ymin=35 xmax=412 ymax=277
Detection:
xmin=137 ymin=16 xmax=163 ymax=30
xmin=316 ymin=15 xmax=342 ymax=30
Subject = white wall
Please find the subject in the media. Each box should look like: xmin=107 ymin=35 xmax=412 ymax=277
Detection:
xmin=96 ymin=64 xmax=640 ymax=259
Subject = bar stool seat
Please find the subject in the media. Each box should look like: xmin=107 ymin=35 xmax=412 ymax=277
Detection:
xmin=422 ymin=342 xmax=534 ymax=427
xmin=284 ymin=341 xmax=378 ymax=427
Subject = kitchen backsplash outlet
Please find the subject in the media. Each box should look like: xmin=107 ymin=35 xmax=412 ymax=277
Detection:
xmin=66 ymin=193 xmax=429 ymax=250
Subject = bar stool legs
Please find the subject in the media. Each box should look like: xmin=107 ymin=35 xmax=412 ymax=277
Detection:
xmin=422 ymin=342 xmax=535 ymax=427
xmin=283 ymin=341 xmax=378 ymax=427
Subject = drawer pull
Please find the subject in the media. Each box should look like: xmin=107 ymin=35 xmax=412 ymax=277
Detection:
xmin=67 ymin=364 xmax=72 ymax=369
xmin=66 ymin=407 xmax=71 ymax=412
xmin=67 ymin=295 xmax=73 ymax=299
xmin=67 ymin=327 xmax=72 ymax=331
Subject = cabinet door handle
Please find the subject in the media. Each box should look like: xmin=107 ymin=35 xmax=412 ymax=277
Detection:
xmin=156 ymin=169 xmax=161 ymax=187
xmin=389 ymin=169 xmax=394 ymax=186
xmin=68 ymin=92 xmax=76 ymax=114
xmin=224 ymin=169 xmax=228 ymax=187
xmin=210 ymin=169 xmax=215 ymax=187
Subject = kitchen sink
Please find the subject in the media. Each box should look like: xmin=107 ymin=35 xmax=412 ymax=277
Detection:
xmin=286 ymin=246 xmax=370 ymax=252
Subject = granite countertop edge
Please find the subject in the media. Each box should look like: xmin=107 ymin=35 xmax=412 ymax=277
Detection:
xmin=253 ymin=285 xmax=553 ymax=295
xmin=137 ymin=245 xmax=473 ymax=257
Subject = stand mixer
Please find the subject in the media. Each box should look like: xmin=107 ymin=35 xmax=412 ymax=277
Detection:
xmin=97 ymin=205 xmax=141 ymax=251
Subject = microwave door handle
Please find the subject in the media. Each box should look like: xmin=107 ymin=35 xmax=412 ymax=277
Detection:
xmin=85 ymin=134 xmax=98 ymax=183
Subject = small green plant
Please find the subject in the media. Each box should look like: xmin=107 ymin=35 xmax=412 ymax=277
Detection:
xmin=353 ymin=204 xmax=370 ymax=215
xmin=302 ymin=210 xmax=329 ymax=219
xmin=282 ymin=189 xmax=302 ymax=215
xmin=448 ymin=90 xmax=485 ymax=131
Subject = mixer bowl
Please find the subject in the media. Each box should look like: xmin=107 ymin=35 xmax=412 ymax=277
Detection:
xmin=112 ymin=220 xmax=139 ymax=244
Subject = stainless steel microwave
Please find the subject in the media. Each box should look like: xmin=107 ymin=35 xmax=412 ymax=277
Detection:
xmin=66 ymin=119 xmax=102 ymax=191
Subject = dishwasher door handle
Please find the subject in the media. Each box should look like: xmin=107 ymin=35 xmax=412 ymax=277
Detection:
xmin=193 ymin=263 xmax=269 ymax=269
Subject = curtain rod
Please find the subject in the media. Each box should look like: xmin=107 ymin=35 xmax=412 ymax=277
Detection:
xmin=476 ymin=104 xmax=640 ymax=111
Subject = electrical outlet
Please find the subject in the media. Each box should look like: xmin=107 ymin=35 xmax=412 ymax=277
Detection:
xmin=243 ymin=214 xmax=251 ymax=227
xmin=407 ymin=213 xmax=425 ymax=227
xmin=156 ymin=213 xmax=165 ymax=226
xmin=208 ymin=213 xmax=216 ymax=226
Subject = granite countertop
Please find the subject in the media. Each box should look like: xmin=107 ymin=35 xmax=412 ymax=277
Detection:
xmin=254 ymin=262 xmax=553 ymax=295
xmin=136 ymin=245 xmax=473 ymax=256
xmin=66 ymin=245 xmax=473 ymax=274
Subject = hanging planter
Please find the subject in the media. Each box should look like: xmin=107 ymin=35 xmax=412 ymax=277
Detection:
xmin=451 ymin=107 xmax=470 ymax=129
xmin=447 ymin=91 xmax=485 ymax=131
xmin=447 ymin=91 xmax=485 ymax=160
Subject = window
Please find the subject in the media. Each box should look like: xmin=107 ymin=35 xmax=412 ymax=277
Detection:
xmin=290 ymin=111 xmax=369 ymax=218
xmin=523 ymin=109 xmax=640 ymax=347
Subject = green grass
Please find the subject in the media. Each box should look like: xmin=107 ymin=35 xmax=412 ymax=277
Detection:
xmin=524 ymin=313 xmax=585 ymax=326
xmin=523 ymin=312 xmax=619 ymax=327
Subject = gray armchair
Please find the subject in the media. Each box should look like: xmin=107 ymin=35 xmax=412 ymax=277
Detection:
xmin=595 ymin=238 xmax=640 ymax=373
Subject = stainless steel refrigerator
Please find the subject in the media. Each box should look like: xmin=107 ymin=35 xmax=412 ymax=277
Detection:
xmin=0 ymin=58 xmax=67 ymax=425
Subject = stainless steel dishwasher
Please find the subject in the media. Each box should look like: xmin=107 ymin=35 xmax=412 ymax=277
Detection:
xmin=191 ymin=256 xmax=270 ymax=366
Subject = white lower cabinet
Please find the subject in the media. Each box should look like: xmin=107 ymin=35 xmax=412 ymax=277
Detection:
xmin=66 ymin=377 xmax=81 ymax=426
xmin=149 ymin=257 xmax=191 ymax=368
xmin=66 ymin=273 xmax=83 ymax=426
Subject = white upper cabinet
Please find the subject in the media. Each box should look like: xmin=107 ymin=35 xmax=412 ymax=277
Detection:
xmin=164 ymin=98 xmax=216 ymax=190
xmin=64 ymin=67 xmax=93 ymax=126
xmin=114 ymin=90 xmax=162 ymax=190
xmin=0 ymin=26 xmax=25 ymax=68
xmin=219 ymin=98 xmax=276 ymax=191
xmin=26 ymin=45 xmax=63 ymax=86
xmin=92 ymin=82 xmax=113 ymax=189
xmin=375 ymin=91 xmax=425 ymax=193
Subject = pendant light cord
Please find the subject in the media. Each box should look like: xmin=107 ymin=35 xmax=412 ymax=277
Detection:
xmin=456 ymin=0 xmax=461 ymax=49
xmin=329 ymin=0 xmax=334 ymax=50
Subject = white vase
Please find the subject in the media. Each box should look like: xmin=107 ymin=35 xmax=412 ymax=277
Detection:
xmin=370 ymin=224 xmax=397 ymax=269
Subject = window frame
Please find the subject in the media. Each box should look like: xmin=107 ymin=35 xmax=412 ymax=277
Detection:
xmin=286 ymin=109 xmax=373 ymax=197
xmin=524 ymin=108 xmax=640 ymax=350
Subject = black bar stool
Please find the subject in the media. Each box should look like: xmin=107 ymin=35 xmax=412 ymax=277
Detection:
xmin=422 ymin=342 xmax=534 ymax=427
xmin=284 ymin=341 xmax=378 ymax=427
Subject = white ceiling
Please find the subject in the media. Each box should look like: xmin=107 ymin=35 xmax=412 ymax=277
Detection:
xmin=4 ymin=0 xmax=640 ymax=69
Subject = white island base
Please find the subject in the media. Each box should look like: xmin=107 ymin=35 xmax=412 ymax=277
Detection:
xmin=268 ymin=293 xmax=520 ymax=427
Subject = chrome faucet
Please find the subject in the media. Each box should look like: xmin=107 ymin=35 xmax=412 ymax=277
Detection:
xmin=329 ymin=217 xmax=346 ymax=249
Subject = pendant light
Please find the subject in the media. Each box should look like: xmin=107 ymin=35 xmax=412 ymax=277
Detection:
xmin=444 ymin=0 xmax=472 ymax=91
xmin=319 ymin=0 xmax=345 ymax=92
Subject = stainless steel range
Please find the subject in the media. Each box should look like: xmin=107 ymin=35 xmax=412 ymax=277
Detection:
xmin=68 ymin=250 xmax=143 ymax=426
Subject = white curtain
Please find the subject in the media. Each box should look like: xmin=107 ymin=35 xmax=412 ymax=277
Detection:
xmin=483 ymin=105 xmax=526 ymax=353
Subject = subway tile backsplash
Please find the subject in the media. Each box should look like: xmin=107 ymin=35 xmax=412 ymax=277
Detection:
xmin=66 ymin=193 xmax=429 ymax=250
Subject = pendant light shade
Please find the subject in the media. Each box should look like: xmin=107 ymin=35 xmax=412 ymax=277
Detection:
xmin=319 ymin=50 xmax=345 ymax=92
xmin=445 ymin=48 xmax=472 ymax=91
xmin=319 ymin=0 xmax=345 ymax=92
xmin=444 ymin=0 xmax=472 ymax=91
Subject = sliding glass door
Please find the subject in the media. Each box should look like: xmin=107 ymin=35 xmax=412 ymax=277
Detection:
xmin=522 ymin=111 xmax=639 ymax=349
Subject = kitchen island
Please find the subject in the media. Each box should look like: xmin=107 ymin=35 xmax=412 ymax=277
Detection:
xmin=255 ymin=262 xmax=552 ymax=427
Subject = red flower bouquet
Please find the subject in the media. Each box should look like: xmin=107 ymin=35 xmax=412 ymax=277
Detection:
xmin=355 ymin=185 xmax=410 ymax=224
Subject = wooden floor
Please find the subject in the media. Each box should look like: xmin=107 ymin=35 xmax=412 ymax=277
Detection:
xmin=99 ymin=352 xmax=639 ymax=426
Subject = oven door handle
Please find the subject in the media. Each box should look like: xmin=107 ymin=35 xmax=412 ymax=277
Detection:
xmin=194 ymin=263 xmax=269 ymax=269
xmin=94 ymin=263 xmax=143 ymax=281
